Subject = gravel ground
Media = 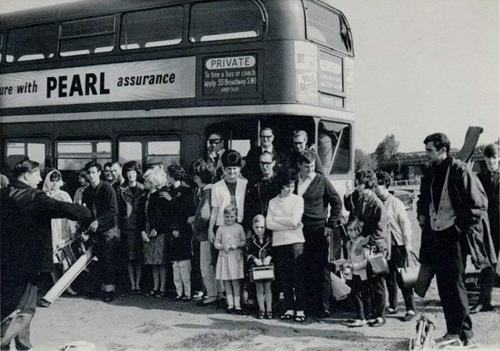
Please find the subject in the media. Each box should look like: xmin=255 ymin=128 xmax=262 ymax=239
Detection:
xmin=29 ymin=201 xmax=500 ymax=351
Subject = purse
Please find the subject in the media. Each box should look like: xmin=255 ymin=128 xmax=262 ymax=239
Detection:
xmin=414 ymin=263 xmax=436 ymax=298
xmin=397 ymin=250 xmax=420 ymax=289
xmin=250 ymin=265 xmax=275 ymax=282
xmin=368 ymin=253 xmax=389 ymax=275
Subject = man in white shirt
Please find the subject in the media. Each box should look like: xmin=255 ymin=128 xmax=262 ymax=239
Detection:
xmin=375 ymin=171 xmax=416 ymax=322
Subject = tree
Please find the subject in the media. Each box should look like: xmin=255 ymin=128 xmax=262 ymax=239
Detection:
xmin=355 ymin=148 xmax=378 ymax=171
xmin=374 ymin=134 xmax=400 ymax=165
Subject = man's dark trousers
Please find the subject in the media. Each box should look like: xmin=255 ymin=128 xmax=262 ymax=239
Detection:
xmin=1 ymin=279 xmax=37 ymax=350
xmin=429 ymin=226 xmax=473 ymax=340
xmin=303 ymin=220 xmax=331 ymax=315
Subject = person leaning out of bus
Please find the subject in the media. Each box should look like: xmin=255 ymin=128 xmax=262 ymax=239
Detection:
xmin=206 ymin=133 xmax=227 ymax=182
xmin=284 ymin=130 xmax=324 ymax=176
xmin=119 ymin=161 xmax=146 ymax=295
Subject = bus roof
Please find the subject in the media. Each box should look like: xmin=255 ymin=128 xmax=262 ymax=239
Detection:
xmin=0 ymin=0 xmax=351 ymax=31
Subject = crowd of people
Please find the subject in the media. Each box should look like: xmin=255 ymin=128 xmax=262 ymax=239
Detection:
xmin=1 ymin=129 xmax=498 ymax=350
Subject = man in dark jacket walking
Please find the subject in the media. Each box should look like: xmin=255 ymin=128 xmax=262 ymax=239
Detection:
xmin=1 ymin=159 xmax=91 ymax=350
xmin=417 ymin=133 xmax=492 ymax=347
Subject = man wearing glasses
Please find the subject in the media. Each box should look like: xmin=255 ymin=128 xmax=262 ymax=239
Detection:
xmin=206 ymin=133 xmax=226 ymax=182
xmin=285 ymin=130 xmax=324 ymax=176
xmin=243 ymin=128 xmax=282 ymax=181
xmin=244 ymin=151 xmax=281 ymax=237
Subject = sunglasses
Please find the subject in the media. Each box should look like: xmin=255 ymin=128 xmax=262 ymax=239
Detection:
xmin=259 ymin=161 xmax=274 ymax=165
xmin=207 ymin=139 xmax=222 ymax=145
xmin=260 ymin=135 xmax=273 ymax=139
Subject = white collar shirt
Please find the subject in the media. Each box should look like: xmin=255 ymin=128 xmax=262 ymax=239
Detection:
xmin=298 ymin=172 xmax=317 ymax=197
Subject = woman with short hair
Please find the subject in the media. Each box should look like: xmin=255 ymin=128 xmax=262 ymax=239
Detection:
xmin=119 ymin=161 xmax=146 ymax=294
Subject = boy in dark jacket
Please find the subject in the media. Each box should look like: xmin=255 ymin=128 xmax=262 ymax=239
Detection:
xmin=168 ymin=225 xmax=193 ymax=301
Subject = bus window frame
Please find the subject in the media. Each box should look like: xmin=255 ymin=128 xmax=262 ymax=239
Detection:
xmin=302 ymin=0 xmax=354 ymax=57
xmin=188 ymin=0 xmax=267 ymax=44
xmin=58 ymin=15 xmax=117 ymax=58
xmin=56 ymin=139 xmax=112 ymax=171
xmin=317 ymin=119 xmax=352 ymax=176
xmin=119 ymin=5 xmax=184 ymax=52
xmin=4 ymin=138 xmax=51 ymax=171
xmin=118 ymin=134 xmax=181 ymax=169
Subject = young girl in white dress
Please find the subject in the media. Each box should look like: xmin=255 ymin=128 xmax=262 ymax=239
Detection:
xmin=215 ymin=205 xmax=247 ymax=313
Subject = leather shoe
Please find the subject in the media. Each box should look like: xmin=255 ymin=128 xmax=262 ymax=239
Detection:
xmin=462 ymin=338 xmax=476 ymax=349
xmin=368 ymin=317 xmax=386 ymax=327
xmin=317 ymin=310 xmax=330 ymax=319
xmin=402 ymin=311 xmax=416 ymax=322
xmin=470 ymin=303 xmax=494 ymax=314
xmin=102 ymin=291 xmax=115 ymax=303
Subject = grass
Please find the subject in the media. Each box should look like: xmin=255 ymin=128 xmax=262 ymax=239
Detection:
xmin=137 ymin=320 xmax=171 ymax=335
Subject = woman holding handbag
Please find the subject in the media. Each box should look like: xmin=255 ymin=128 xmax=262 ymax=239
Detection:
xmin=351 ymin=170 xmax=389 ymax=328
xmin=375 ymin=171 xmax=416 ymax=322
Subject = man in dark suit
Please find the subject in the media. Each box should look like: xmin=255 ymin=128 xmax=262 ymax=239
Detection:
xmin=1 ymin=159 xmax=91 ymax=350
xmin=417 ymin=133 xmax=492 ymax=347
xmin=243 ymin=128 xmax=283 ymax=181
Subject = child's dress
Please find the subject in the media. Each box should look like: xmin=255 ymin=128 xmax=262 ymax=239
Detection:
xmin=215 ymin=223 xmax=246 ymax=280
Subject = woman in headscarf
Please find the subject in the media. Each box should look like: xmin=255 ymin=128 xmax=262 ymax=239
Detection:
xmin=42 ymin=169 xmax=77 ymax=294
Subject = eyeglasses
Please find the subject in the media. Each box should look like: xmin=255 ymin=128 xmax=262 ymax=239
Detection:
xmin=207 ymin=139 xmax=222 ymax=145
xmin=259 ymin=161 xmax=274 ymax=165
xmin=260 ymin=135 xmax=273 ymax=139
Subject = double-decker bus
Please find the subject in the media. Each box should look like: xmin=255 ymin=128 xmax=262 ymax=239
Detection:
xmin=0 ymin=0 xmax=354 ymax=199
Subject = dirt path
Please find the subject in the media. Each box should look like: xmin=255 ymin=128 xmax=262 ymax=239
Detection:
xmin=31 ymin=282 xmax=500 ymax=351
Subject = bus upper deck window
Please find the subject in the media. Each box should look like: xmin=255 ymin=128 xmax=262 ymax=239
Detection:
xmin=189 ymin=0 xmax=264 ymax=43
xmin=120 ymin=7 xmax=183 ymax=50
xmin=59 ymin=16 xmax=115 ymax=57
xmin=305 ymin=0 xmax=352 ymax=55
xmin=6 ymin=24 xmax=58 ymax=63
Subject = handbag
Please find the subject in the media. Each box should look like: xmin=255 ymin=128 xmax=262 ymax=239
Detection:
xmin=397 ymin=250 xmax=420 ymax=289
xmin=414 ymin=263 xmax=436 ymax=298
xmin=250 ymin=265 xmax=275 ymax=282
xmin=330 ymin=272 xmax=351 ymax=301
xmin=368 ymin=253 xmax=389 ymax=275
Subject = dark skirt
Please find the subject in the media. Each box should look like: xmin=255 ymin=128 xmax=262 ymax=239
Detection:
xmin=143 ymin=233 xmax=167 ymax=265
xmin=122 ymin=229 xmax=142 ymax=261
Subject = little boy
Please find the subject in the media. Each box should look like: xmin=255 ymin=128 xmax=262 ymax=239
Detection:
xmin=168 ymin=225 xmax=193 ymax=301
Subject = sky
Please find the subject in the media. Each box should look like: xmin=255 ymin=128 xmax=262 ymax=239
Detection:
xmin=0 ymin=0 xmax=498 ymax=153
